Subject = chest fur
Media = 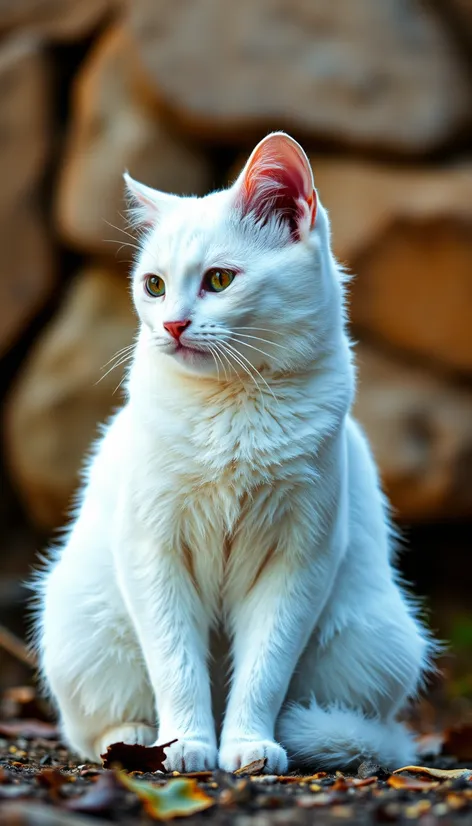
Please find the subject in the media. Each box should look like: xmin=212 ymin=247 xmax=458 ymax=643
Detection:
xmin=127 ymin=390 xmax=328 ymax=613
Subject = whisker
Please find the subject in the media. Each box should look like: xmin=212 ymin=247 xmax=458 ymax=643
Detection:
xmin=220 ymin=341 xmax=260 ymax=390
xmin=229 ymin=330 xmax=292 ymax=354
xmin=206 ymin=343 xmax=221 ymax=381
xmin=103 ymin=239 xmax=141 ymax=256
xmin=224 ymin=335 xmax=285 ymax=370
xmin=221 ymin=342 xmax=271 ymax=409
xmin=219 ymin=342 xmax=259 ymax=401
xmin=117 ymin=210 xmax=140 ymax=233
xmin=209 ymin=343 xmax=229 ymax=382
xmin=95 ymin=353 xmax=134 ymax=385
xmin=223 ymin=341 xmax=279 ymax=405
xmin=113 ymin=372 xmax=129 ymax=396
xmin=234 ymin=326 xmax=284 ymax=334
xmin=215 ymin=344 xmax=239 ymax=386
xmin=101 ymin=344 xmax=135 ymax=371
xmin=103 ymin=218 xmax=141 ymax=243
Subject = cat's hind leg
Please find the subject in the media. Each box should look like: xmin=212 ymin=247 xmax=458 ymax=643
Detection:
xmin=38 ymin=552 xmax=156 ymax=762
xmin=277 ymin=591 xmax=429 ymax=770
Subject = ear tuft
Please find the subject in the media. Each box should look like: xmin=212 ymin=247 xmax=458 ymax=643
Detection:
xmin=234 ymin=133 xmax=317 ymax=241
xmin=123 ymin=173 xmax=179 ymax=229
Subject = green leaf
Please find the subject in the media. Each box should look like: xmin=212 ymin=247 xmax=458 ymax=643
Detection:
xmin=119 ymin=774 xmax=215 ymax=820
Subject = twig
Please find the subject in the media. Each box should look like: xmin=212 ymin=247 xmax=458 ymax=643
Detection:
xmin=0 ymin=624 xmax=37 ymax=668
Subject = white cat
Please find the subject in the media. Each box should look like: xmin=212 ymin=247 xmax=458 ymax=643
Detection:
xmin=34 ymin=133 xmax=432 ymax=773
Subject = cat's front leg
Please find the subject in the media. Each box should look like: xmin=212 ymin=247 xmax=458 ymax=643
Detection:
xmin=114 ymin=513 xmax=217 ymax=772
xmin=219 ymin=546 xmax=342 ymax=774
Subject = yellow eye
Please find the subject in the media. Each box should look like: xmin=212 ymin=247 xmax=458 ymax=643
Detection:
xmin=204 ymin=268 xmax=236 ymax=293
xmin=145 ymin=274 xmax=165 ymax=297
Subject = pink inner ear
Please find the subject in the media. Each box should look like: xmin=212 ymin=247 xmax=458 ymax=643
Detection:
xmin=237 ymin=138 xmax=316 ymax=241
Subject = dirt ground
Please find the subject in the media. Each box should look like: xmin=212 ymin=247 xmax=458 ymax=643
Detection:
xmin=1 ymin=728 xmax=472 ymax=826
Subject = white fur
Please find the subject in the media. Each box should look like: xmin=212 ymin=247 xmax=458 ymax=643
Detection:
xmin=34 ymin=133 xmax=432 ymax=772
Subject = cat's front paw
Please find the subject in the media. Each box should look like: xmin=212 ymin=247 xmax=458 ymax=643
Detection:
xmin=219 ymin=739 xmax=288 ymax=774
xmin=161 ymin=739 xmax=217 ymax=772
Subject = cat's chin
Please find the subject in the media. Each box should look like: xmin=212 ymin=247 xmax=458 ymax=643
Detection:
xmin=170 ymin=343 xmax=217 ymax=375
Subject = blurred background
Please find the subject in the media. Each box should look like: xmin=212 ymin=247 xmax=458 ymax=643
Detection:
xmin=0 ymin=0 xmax=471 ymax=724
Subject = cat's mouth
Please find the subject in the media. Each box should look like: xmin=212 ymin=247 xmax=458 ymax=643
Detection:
xmin=173 ymin=341 xmax=210 ymax=362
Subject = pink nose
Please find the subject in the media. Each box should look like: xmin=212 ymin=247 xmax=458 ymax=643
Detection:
xmin=163 ymin=320 xmax=191 ymax=341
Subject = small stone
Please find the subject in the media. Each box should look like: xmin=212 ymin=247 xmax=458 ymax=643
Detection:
xmin=358 ymin=760 xmax=389 ymax=780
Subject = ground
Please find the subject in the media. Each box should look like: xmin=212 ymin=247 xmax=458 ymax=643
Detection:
xmin=1 ymin=728 xmax=472 ymax=826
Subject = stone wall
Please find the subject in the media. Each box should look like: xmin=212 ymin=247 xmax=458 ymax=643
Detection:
xmin=1 ymin=0 xmax=471 ymax=555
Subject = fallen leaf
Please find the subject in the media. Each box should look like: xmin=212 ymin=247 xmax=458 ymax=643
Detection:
xmin=36 ymin=768 xmax=67 ymax=799
xmin=393 ymin=765 xmax=472 ymax=781
xmin=276 ymin=772 xmax=327 ymax=784
xmin=444 ymin=725 xmax=472 ymax=761
xmin=119 ymin=774 xmax=215 ymax=820
xmin=65 ymin=772 xmax=124 ymax=813
xmin=332 ymin=776 xmax=377 ymax=790
xmin=101 ymin=739 xmax=177 ymax=773
xmin=234 ymin=757 xmax=267 ymax=776
xmin=388 ymin=774 xmax=438 ymax=791
xmin=0 ymin=719 xmax=59 ymax=739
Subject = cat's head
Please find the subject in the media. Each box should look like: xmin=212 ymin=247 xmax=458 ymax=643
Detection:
xmin=126 ymin=132 xmax=344 ymax=379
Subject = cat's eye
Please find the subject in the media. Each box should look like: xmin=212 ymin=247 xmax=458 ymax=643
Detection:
xmin=203 ymin=268 xmax=236 ymax=293
xmin=145 ymin=274 xmax=165 ymax=297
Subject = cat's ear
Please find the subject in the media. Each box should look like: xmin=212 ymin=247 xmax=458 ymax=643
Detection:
xmin=123 ymin=172 xmax=178 ymax=227
xmin=233 ymin=132 xmax=317 ymax=241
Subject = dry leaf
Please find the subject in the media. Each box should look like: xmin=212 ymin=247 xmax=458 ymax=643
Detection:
xmin=275 ymin=772 xmax=327 ymax=784
xmin=234 ymin=757 xmax=267 ymax=776
xmin=119 ymin=774 xmax=215 ymax=820
xmin=388 ymin=774 xmax=438 ymax=791
xmin=0 ymin=719 xmax=59 ymax=739
xmin=36 ymin=768 xmax=67 ymax=800
xmin=393 ymin=765 xmax=472 ymax=781
xmin=101 ymin=739 xmax=177 ymax=773
xmin=332 ymin=776 xmax=377 ymax=790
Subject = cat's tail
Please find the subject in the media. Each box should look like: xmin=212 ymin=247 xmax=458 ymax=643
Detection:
xmin=278 ymin=701 xmax=416 ymax=770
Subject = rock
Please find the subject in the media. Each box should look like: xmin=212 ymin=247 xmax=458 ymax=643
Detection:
xmin=0 ymin=0 xmax=114 ymax=41
xmin=0 ymin=201 xmax=54 ymax=357
xmin=55 ymin=24 xmax=212 ymax=255
xmin=354 ymin=345 xmax=472 ymax=522
xmin=4 ymin=267 xmax=137 ymax=529
xmin=0 ymin=36 xmax=53 ymax=356
xmin=128 ymin=0 xmax=472 ymax=154
xmin=312 ymin=157 xmax=472 ymax=373
xmin=0 ymin=36 xmax=50 ymax=211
